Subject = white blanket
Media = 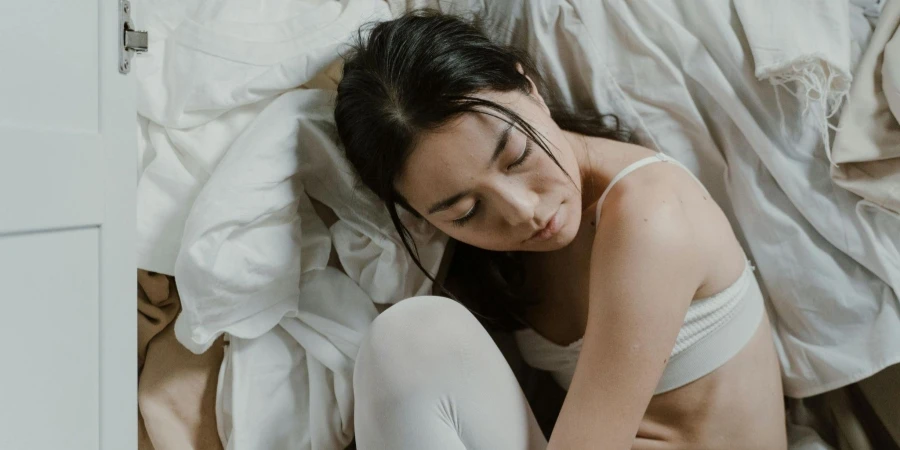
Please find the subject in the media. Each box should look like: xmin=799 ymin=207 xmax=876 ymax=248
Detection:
xmin=134 ymin=1 xmax=445 ymax=448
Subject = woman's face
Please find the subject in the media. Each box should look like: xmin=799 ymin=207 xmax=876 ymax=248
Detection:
xmin=396 ymin=86 xmax=584 ymax=252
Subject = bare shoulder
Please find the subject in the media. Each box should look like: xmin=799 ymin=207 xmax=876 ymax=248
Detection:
xmin=591 ymin=163 xmax=707 ymax=291
xmin=592 ymin=158 xmax=745 ymax=299
xmin=595 ymin=164 xmax=694 ymax=253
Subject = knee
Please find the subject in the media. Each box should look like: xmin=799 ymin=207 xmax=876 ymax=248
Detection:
xmin=373 ymin=295 xmax=475 ymax=334
xmin=363 ymin=296 xmax=480 ymax=355
xmin=354 ymin=295 xmax=487 ymax=383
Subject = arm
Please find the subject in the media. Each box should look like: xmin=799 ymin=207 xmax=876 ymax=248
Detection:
xmin=546 ymin=187 xmax=705 ymax=449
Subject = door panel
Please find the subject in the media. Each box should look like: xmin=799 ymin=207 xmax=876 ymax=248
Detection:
xmin=0 ymin=130 xmax=103 ymax=235
xmin=0 ymin=0 xmax=136 ymax=449
xmin=0 ymin=1 xmax=99 ymax=132
xmin=0 ymin=228 xmax=100 ymax=450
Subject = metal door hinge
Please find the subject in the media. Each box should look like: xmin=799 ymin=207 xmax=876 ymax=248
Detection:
xmin=119 ymin=0 xmax=148 ymax=74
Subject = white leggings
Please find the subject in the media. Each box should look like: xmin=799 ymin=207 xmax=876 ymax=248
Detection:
xmin=353 ymin=295 xmax=549 ymax=450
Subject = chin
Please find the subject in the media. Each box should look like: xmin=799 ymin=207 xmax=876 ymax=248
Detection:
xmin=520 ymin=235 xmax=571 ymax=252
xmin=548 ymin=226 xmax=578 ymax=250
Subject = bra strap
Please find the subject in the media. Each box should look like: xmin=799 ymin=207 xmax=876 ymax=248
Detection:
xmin=595 ymin=154 xmax=667 ymax=224
xmin=594 ymin=153 xmax=708 ymax=224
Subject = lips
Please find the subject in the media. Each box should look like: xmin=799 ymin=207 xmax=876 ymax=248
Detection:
xmin=528 ymin=207 xmax=562 ymax=242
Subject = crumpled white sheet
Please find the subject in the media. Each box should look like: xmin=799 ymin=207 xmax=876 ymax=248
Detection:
xmin=735 ymin=0 xmax=852 ymax=167
xmin=216 ymin=267 xmax=377 ymax=450
xmin=133 ymin=1 xmax=446 ymax=449
xmin=407 ymin=0 xmax=900 ymax=399
xmin=135 ymin=0 xmax=392 ymax=277
xmin=179 ymin=85 xmax=444 ymax=449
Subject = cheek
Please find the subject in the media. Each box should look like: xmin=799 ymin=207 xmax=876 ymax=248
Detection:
xmin=434 ymin=221 xmax=517 ymax=252
xmin=556 ymin=143 xmax=582 ymax=188
xmin=534 ymin=149 xmax=574 ymax=190
xmin=442 ymin=225 xmax=498 ymax=245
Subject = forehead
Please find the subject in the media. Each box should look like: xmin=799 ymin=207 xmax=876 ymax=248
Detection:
xmin=416 ymin=112 xmax=499 ymax=159
xmin=405 ymin=88 xmax=532 ymax=166
xmin=397 ymin=112 xmax=502 ymax=208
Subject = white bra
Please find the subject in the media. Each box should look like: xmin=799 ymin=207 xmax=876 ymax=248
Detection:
xmin=514 ymin=153 xmax=765 ymax=394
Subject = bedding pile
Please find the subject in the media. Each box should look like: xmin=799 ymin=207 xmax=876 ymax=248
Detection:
xmin=134 ymin=0 xmax=900 ymax=449
xmin=134 ymin=0 xmax=445 ymax=448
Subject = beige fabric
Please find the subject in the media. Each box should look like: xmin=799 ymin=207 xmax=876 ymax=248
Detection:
xmin=787 ymin=384 xmax=898 ymax=450
xmin=383 ymin=0 xmax=477 ymax=17
xmin=824 ymin=389 xmax=875 ymax=450
xmin=885 ymin=21 xmax=900 ymax=121
xmin=138 ymin=270 xmax=224 ymax=450
xmin=858 ymin=363 xmax=900 ymax=446
xmin=301 ymin=58 xmax=344 ymax=91
xmin=832 ymin=0 xmax=900 ymax=214
xmin=138 ymin=270 xmax=180 ymax=370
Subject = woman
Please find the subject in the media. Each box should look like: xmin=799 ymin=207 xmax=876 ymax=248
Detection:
xmin=335 ymin=10 xmax=787 ymax=450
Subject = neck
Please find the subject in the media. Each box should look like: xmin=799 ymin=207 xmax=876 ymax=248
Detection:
xmin=562 ymin=130 xmax=604 ymax=210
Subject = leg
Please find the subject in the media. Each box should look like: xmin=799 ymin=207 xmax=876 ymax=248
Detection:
xmin=353 ymin=296 xmax=547 ymax=450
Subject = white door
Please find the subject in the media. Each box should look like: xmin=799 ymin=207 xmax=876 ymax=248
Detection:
xmin=0 ymin=0 xmax=136 ymax=449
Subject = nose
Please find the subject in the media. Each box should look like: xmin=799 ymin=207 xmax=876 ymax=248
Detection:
xmin=493 ymin=183 xmax=538 ymax=227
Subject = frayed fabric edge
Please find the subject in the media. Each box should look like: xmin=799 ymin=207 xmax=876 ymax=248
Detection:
xmin=760 ymin=55 xmax=852 ymax=167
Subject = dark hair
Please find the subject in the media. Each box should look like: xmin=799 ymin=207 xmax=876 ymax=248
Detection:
xmin=335 ymin=10 xmax=631 ymax=331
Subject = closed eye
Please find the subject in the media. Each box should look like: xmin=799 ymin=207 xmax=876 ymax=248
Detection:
xmin=507 ymin=139 xmax=533 ymax=170
xmin=451 ymin=201 xmax=479 ymax=227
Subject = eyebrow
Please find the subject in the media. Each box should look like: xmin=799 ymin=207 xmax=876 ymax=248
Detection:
xmin=426 ymin=122 xmax=515 ymax=216
xmin=427 ymin=192 xmax=468 ymax=215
